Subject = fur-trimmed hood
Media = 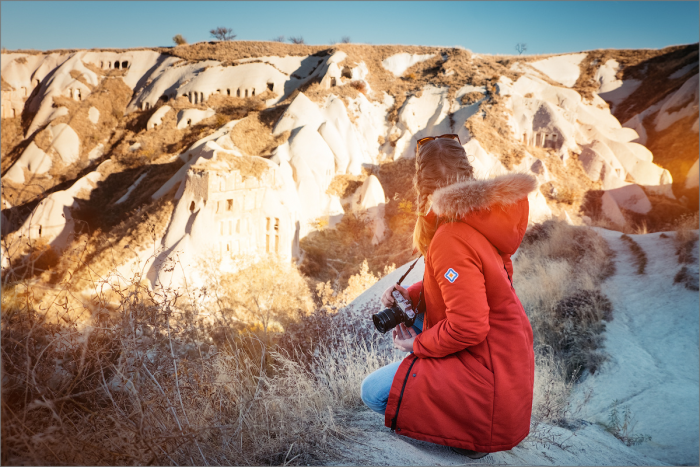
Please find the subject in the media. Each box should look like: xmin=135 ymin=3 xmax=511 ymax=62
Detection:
xmin=431 ymin=173 xmax=538 ymax=254
xmin=431 ymin=173 xmax=538 ymax=217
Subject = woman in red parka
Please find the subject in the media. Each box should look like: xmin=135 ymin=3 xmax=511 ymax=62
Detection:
xmin=360 ymin=135 xmax=537 ymax=458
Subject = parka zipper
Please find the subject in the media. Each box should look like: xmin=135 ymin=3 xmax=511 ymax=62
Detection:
xmin=391 ymin=357 xmax=418 ymax=431
xmin=503 ymin=265 xmax=513 ymax=287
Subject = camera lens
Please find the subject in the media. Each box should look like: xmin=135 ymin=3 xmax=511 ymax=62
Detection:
xmin=372 ymin=307 xmax=400 ymax=333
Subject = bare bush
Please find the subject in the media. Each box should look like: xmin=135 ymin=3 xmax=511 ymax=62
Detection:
xmin=1 ymin=241 xmax=398 ymax=465
xmin=340 ymin=36 xmax=351 ymax=44
xmin=516 ymin=43 xmax=527 ymax=55
xmin=271 ymin=36 xmax=285 ymax=43
xmin=620 ymin=234 xmax=647 ymax=274
xmin=515 ymin=219 xmax=615 ymax=381
xmin=173 ymin=34 xmax=187 ymax=46
xmin=210 ymin=27 xmax=236 ymax=41
xmin=288 ymin=36 xmax=305 ymax=45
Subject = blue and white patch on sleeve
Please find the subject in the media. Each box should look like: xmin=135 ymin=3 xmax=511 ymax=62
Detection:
xmin=444 ymin=268 xmax=459 ymax=283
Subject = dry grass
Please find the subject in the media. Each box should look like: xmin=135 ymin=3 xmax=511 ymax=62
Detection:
xmin=619 ymin=234 xmax=647 ymax=274
xmin=0 ymin=116 xmax=25 ymax=171
xmin=300 ymin=157 xmax=417 ymax=292
xmin=229 ymin=111 xmax=290 ymax=156
xmin=572 ymin=47 xmax=680 ymax=103
xmin=465 ymin=86 xmax=526 ymax=169
xmin=515 ymin=219 xmax=615 ymax=381
xmin=674 ymin=228 xmax=699 ymax=265
xmin=51 ymin=75 xmax=133 ymax=159
xmin=326 ymin=173 xmax=365 ymax=198
xmin=161 ymin=40 xmax=330 ymax=63
xmin=1 ymin=243 xmax=399 ymax=465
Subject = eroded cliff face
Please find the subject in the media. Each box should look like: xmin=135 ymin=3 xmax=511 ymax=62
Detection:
xmin=1 ymin=41 xmax=697 ymax=289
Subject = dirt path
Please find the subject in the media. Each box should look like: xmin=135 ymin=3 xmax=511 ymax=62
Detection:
xmin=329 ymin=409 xmax=664 ymax=465
xmin=571 ymin=229 xmax=699 ymax=466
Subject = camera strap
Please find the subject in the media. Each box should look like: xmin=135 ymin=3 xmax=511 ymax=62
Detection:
xmin=396 ymin=255 xmax=422 ymax=286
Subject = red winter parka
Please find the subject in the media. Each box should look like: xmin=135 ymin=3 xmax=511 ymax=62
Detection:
xmin=384 ymin=173 xmax=537 ymax=453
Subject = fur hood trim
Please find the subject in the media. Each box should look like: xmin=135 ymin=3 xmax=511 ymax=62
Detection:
xmin=431 ymin=173 xmax=537 ymax=217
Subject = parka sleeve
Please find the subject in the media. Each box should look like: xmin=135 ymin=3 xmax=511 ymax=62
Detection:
xmin=413 ymin=230 xmax=490 ymax=358
xmin=406 ymin=281 xmax=423 ymax=310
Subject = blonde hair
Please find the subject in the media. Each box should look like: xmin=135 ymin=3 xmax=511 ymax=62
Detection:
xmin=412 ymin=138 xmax=474 ymax=256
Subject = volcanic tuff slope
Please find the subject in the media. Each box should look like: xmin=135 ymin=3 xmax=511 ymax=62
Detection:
xmin=1 ymin=41 xmax=698 ymax=288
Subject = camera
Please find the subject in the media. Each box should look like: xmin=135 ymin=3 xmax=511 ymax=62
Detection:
xmin=372 ymin=290 xmax=417 ymax=333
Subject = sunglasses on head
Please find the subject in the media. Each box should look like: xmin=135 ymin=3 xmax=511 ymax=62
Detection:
xmin=416 ymin=134 xmax=461 ymax=152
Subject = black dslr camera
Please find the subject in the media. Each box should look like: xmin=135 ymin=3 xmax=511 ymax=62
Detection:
xmin=372 ymin=289 xmax=417 ymax=333
xmin=372 ymin=256 xmax=422 ymax=334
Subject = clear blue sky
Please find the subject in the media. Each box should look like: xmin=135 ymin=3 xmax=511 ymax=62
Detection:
xmin=1 ymin=1 xmax=698 ymax=55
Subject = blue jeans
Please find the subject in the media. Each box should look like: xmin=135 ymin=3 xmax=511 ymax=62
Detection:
xmin=361 ymin=313 xmax=424 ymax=415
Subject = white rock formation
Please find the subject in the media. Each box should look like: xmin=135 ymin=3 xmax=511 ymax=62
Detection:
xmin=351 ymin=175 xmax=388 ymax=245
xmin=392 ymin=85 xmax=452 ymax=160
xmin=88 ymin=106 xmax=100 ymax=124
xmin=147 ymin=105 xmax=171 ymax=130
xmin=607 ymin=184 xmax=652 ymax=214
xmin=4 ymin=142 xmax=52 ymax=184
xmin=148 ymin=148 xmax=299 ymax=289
xmin=529 ymin=53 xmax=587 ymax=87
xmin=381 ymin=53 xmax=435 ymax=77
xmin=16 ymin=168 xmax=105 ymax=248
xmin=176 ymin=108 xmax=215 ymax=129
xmin=601 ymin=191 xmax=627 ymax=227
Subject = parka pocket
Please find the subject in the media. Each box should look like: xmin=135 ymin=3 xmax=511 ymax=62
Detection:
xmin=459 ymin=350 xmax=494 ymax=388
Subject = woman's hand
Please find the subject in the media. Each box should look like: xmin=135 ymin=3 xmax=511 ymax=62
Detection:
xmin=381 ymin=284 xmax=410 ymax=308
xmin=392 ymin=323 xmax=418 ymax=352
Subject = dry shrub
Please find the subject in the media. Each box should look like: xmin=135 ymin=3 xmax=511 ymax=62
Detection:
xmin=300 ymin=81 xmax=361 ymax=107
xmin=326 ymin=173 xmax=365 ymax=198
xmin=619 ymin=234 xmax=647 ymax=274
xmin=531 ymin=352 xmax=576 ymax=427
xmin=674 ymin=228 xmax=699 ymax=265
xmin=515 ymin=219 xmax=615 ymax=381
xmin=194 ymin=151 xmax=271 ymax=181
xmin=315 ymin=260 xmax=395 ymax=312
xmin=0 ymin=116 xmax=25 ymax=171
xmin=349 ymin=80 xmax=368 ymax=95
xmin=460 ymin=91 xmax=484 ymax=105
xmin=1 ymin=242 xmax=398 ymax=465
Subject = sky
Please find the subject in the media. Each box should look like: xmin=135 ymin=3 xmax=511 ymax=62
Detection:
xmin=1 ymin=1 xmax=698 ymax=55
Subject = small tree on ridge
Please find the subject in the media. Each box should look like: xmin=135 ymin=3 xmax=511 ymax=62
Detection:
xmin=210 ymin=27 xmax=236 ymax=41
xmin=515 ymin=42 xmax=527 ymax=55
